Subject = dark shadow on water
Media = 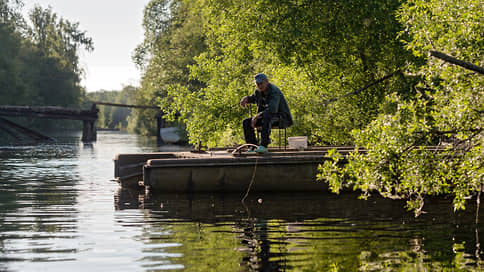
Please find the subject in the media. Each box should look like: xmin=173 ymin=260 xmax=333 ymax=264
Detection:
xmin=117 ymin=189 xmax=412 ymax=222
xmin=115 ymin=188 xmax=484 ymax=271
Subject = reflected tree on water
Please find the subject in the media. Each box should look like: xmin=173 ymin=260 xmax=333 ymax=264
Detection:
xmin=114 ymin=191 xmax=484 ymax=271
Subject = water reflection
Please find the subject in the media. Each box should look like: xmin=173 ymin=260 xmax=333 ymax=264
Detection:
xmin=0 ymin=142 xmax=81 ymax=265
xmin=1 ymin=130 xmax=482 ymax=271
xmin=116 ymin=189 xmax=484 ymax=271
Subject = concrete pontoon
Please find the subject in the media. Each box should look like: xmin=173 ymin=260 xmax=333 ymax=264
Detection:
xmin=113 ymin=147 xmax=357 ymax=193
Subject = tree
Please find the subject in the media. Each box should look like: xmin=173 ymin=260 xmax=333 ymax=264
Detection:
xmin=0 ymin=0 xmax=24 ymax=104
xmin=87 ymin=86 xmax=137 ymax=130
xmin=154 ymin=0 xmax=416 ymax=147
xmin=130 ymin=0 xmax=207 ymax=136
xmin=319 ymin=0 xmax=483 ymax=216
xmin=20 ymin=6 xmax=94 ymax=107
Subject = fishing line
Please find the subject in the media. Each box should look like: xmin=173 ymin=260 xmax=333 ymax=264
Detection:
xmin=242 ymin=156 xmax=259 ymax=203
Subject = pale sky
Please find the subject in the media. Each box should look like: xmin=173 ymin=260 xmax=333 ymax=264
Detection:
xmin=21 ymin=0 xmax=151 ymax=92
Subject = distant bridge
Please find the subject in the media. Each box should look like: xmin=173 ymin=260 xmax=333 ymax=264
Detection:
xmin=0 ymin=102 xmax=163 ymax=143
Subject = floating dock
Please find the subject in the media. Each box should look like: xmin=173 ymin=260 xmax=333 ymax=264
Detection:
xmin=113 ymin=146 xmax=357 ymax=193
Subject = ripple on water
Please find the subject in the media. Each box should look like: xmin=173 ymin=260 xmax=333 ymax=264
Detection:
xmin=1 ymin=131 xmax=483 ymax=271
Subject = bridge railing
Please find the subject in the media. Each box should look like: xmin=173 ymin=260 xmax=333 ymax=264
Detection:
xmin=0 ymin=105 xmax=98 ymax=120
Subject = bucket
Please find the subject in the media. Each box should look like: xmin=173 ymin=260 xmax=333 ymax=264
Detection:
xmin=288 ymin=136 xmax=308 ymax=150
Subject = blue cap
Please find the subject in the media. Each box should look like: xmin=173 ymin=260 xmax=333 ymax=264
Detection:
xmin=254 ymin=73 xmax=268 ymax=83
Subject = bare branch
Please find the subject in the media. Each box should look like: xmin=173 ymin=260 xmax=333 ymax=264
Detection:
xmin=430 ymin=50 xmax=484 ymax=75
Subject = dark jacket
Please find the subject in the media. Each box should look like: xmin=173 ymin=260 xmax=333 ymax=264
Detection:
xmin=247 ymin=83 xmax=293 ymax=128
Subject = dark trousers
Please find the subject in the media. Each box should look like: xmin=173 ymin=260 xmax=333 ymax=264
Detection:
xmin=243 ymin=111 xmax=280 ymax=147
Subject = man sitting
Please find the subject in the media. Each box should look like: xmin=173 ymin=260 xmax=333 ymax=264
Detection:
xmin=239 ymin=73 xmax=293 ymax=153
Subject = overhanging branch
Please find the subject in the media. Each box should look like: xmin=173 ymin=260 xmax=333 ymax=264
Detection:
xmin=430 ymin=50 xmax=484 ymax=75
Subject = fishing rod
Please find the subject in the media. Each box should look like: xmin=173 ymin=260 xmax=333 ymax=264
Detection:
xmin=322 ymin=70 xmax=402 ymax=104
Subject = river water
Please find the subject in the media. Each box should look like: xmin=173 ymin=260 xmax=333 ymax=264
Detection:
xmin=0 ymin=131 xmax=482 ymax=271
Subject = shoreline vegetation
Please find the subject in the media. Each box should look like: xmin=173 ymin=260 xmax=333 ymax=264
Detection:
xmin=131 ymin=0 xmax=481 ymax=217
xmin=1 ymin=0 xmax=481 ymax=215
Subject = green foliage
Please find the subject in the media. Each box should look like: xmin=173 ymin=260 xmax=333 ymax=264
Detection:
xmin=130 ymin=0 xmax=206 ymax=136
xmin=135 ymin=0 xmax=415 ymax=147
xmin=134 ymin=0 xmax=482 ymax=214
xmin=22 ymin=6 xmax=93 ymax=107
xmin=0 ymin=2 xmax=93 ymax=132
xmin=319 ymin=0 xmax=483 ymax=216
xmin=87 ymin=86 xmax=137 ymax=130
xmin=0 ymin=3 xmax=93 ymax=109
xmin=0 ymin=0 xmax=23 ymax=104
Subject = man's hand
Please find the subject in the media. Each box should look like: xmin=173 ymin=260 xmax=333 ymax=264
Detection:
xmin=240 ymin=96 xmax=249 ymax=108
